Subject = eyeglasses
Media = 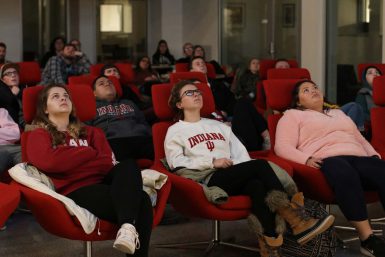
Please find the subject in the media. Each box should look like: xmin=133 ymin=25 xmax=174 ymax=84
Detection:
xmin=184 ymin=47 xmax=193 ymax=50
xmin=181 ymin=89 xmax=202 ymax=97
xmin=3 ymin=71 xmax=18 ymax=77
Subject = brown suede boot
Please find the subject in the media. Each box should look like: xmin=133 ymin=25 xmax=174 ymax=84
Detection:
xmin=266 ymin=191 xmax=335 ymax=245
xmin=247 ymin=214 xmax=284 ymax=257
xmin=258 ymin=234 xmax=283 ymax=257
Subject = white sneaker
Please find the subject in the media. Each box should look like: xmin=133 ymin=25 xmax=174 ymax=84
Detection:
xmin=113 ymin=223 xmax=140 ymax=254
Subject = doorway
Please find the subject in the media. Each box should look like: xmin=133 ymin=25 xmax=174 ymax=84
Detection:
xmin=220 ymin=0 xmax=301 ymax=68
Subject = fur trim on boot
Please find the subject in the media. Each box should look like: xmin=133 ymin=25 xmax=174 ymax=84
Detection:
xmin=265 ymin=191 xmax=335 ymax=245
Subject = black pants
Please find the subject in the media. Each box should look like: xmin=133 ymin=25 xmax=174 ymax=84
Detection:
xmin=207 ymin=159 xmax=285 ymax=236
xmin=232 ymin=97 xmax=268 ymax=151
xmin=321 ymin=155 xmax=385 ymax=221
xmin=67 ymin=159 xmax=153 ymax=257
xmin=108 ymin=136 xmax=155 ymax=161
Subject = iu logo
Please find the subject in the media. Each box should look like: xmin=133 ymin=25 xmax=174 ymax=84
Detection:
xmin=206 ymin=141 xmax=215 ymax=151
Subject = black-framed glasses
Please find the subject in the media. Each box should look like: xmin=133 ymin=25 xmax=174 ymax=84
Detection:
xmin=181 ymin=89 xmax=202 ymax=97
xmin=3 ymin=71 xmax=18 ymax=77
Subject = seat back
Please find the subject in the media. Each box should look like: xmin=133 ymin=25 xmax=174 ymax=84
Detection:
xmin=17 ymin=61 xmax=41 ymax=86
xmin=371 ymin=75 xmax=385 ymax=152
xmin=259 ymin=59 xmax=299 ymax=80
xmin=267 ymin=68 xmax=311 ymax=80
xmin=152 ymin=82 xmax=215 ymax=121
xmin=115 ymin=63 xmax=134 ymax=85
xmin=68 ymin=74 xmax=97 ymax=86
xmin=357 ymin=63 xmax=385 ymax=83
xmin=175 ymin=63 xmax=189 ymax=72
xmin=263 ymin=79 xmax=301 ymax=112
xmin=90 ymin=63 xmax=105 ymax=76
xmin=206 ymin=62 xmax=217 ymax=79
xmin=169 ymin=72 xmax=208 ymax=85
xmin=22 ymin=85 xmax=96 ymax=125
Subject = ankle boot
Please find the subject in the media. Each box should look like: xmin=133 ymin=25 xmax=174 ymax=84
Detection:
xmin=258 ymin=234 xmax=283 ymax=257
xmin=266 ymin=191 xmax=335 ymax=245
xmin=247 ymin=214 xmax=284 ymax=257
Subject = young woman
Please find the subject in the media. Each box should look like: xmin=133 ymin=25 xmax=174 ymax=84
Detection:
xmin=164 ymin=80 xmax=334 ymax=257
xmin=133 ymin=56 xmax=161 ymax=97
xmin=27 ymin=84 xmax=153 ymax=257
xmin=152 ymin=39 xmax=175 ymax=65
xmin=275 ymin=79 xmax=385 ymax=257
xmin=40 ymin=36 xmax=66 ymax=68
xmin=356 ymin=66 xmax=382 ymax=122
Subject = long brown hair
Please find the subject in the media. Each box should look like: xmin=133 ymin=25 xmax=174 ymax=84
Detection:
xmin=168 ymin=80 xmax=197 ymax=121
xmin=33 ymin=84 xmax=86 ymax=147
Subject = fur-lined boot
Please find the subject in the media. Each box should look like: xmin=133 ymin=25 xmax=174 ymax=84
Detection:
xmin=247 ymin=214 xmax=285 ymax=257
xmin=266 ymin=191 xmax=335 ymax=245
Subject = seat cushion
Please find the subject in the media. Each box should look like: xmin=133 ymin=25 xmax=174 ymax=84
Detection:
xmin=0 ymin=183 xmax=20 ymax=226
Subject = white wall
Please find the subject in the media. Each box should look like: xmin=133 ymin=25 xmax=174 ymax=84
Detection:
xmin=0 ymin=0 xmax=23 ymax=62
xmin=78 ymin=0 xmax=97 ymax=63
xmin=301 ymin=0 xmax=326 ymax=89
xmin=148 ymin=0 xmax=220 ymax=61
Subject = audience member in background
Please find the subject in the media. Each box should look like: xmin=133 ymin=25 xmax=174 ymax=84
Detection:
xmin=193 ymin=45 xmax=226 ymax=76
xmin=274 ymin=59 xmax=290 ymax=69
xmin=232 ymin=58 xmax=260 ymax=100
xmin=87 ymin=76 xmax=154 ymax=161
xmin=176 ymin=42 xmax=194 ymax=63
xmin=0 ymin=42 xmax=11 ymax=64
xmin=152 ymin=39 xmax=175 ymax=65
xmin=100 ymin=64 xmax=146 ymax=108
xmin=41 ymin=44 xmax=90 ymax=85
xmin=133 ymin=56 xmax=161 ymax=97
xmin=189 ymin=56 xmax=236 ymax=117
xmin=275 ymin=79 xmax=385 ymax=257
xmin=69 ymin=39 xmax=92 ymax=68
xmin=230 ymin=58 xmax=270 ymax=151
xmin=165 ymin=80 xmax=334 ymax=256
xmin=356 ymin=66 xmax=382 ymax=123
xmin=0 ymin=63 xmax=25 ymax=128
xmin=0 ymin=108 xmax=21 ymax=173
xmin=40 ymin=36 xmax=66 ymax=68
xmin=28 ymin=84 xmax=152 ymax=256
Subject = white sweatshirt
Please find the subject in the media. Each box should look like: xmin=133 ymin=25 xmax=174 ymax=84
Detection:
xmin=164 ymin=118 xmax=251 ymax=170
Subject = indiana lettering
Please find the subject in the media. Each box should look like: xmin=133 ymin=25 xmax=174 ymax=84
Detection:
xmin=188 ymin=132 xmax=225 ymax=148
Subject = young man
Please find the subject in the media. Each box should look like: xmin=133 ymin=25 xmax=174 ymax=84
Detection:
xmin=86 ymin=75 xmax=154 ymax=161
xmin=0 ymin=63 xmax=25 ymax=128
xmin=40 ymin=43 xmax=91 ymax=85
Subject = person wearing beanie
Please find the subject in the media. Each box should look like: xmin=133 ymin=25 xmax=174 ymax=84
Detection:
xmin=356 ymin=66 xmax=382 ymax=122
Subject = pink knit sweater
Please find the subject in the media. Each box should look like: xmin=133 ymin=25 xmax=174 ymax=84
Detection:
xmin=275 ymin=109 xmax=379 ymax=164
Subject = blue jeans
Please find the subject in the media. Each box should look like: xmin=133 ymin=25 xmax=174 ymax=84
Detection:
xmin=340 ymin=102 xmax=365 ymax=131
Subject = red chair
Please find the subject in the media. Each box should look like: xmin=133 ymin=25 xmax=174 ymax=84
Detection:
xmin=0 ymin=182 xmax=20 ymax=228
xmin=267 ymin=68 xmax=311 ymax=80
xmin=259 ymin=59 xmax=299 ymax=80
xmin=169 ymin=72 xmax=208 ymax=84
xmin=174 ymin=63 xmax=189 ymax=72
xmin=371 ymin=75 xmax=385 ymax=157
xmin=17 ymin=61 xmax=41 ymax=86
xmin=68 ymin=74 xmax=97 ymax=86
xmin=150 ymin=83 xmax=292 ymax=253
xmin=175 ymin=62 xmax=216 ymax=79
xmin=357 ymin=63 xmax=385 ymax=83
xmin=90 ymin=63 xmax=105 ymax=76
xmin=17 ymin=85 xmax=170 ymax=256
xmin=115 ymin=63 xmax=135 ymax=85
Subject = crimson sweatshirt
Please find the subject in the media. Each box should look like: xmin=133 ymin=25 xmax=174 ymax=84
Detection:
xmin=27 ymin=126 xmax=115 ymax=195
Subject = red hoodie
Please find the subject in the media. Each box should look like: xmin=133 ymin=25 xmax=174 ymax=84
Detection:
xmin=27 ymin=126 xmax=115 ymax=195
